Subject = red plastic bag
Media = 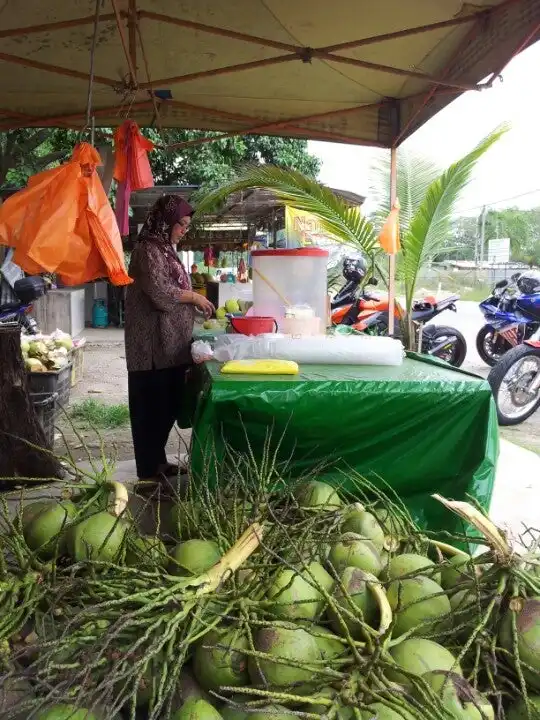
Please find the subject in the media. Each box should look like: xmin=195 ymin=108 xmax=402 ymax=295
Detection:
xmin=0 ymin=143 xmax=132 ymax=287
xmin=113 ymin=120 xmax=154 ymax=190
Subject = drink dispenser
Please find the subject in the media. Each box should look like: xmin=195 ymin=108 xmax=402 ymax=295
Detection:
xmin=251 ymin=248 xmax=328 ymax=333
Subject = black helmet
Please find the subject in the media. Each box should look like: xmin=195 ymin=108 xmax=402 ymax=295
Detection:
xmin=342 ymin=256 xmax=367 ymax=283
xmin=517 ymin=271 xmax=540 ymax=295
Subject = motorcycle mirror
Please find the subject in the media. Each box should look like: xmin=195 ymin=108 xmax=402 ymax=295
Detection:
xmin=511 ymin=273 xmax=521 ymax=281
xmin=495 ymin=280 xmax=508 ymax=288
xmin=367 ymin=277 xmax=378 ymax=286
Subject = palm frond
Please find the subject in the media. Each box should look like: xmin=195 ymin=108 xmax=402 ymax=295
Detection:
xmin=194 ymin=164 xmax=378 ymax=257
xmin=369 ymin=148 xmax=440 ymax=234
xmin=401 ymin=124 xmax=509 ymax=311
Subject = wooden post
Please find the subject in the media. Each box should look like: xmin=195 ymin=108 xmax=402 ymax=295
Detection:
xmin=388 ymin=146 xmax=397 ymax=336
xmin=0 ymin=325 xmax=62 ymax=482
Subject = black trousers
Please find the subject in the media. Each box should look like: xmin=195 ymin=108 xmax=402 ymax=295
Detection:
xmin=128 ymin=366 xmax=186 ymax=479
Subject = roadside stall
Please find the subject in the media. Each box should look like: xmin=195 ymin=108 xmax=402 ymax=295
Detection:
xmin=0 ymin=1 xmax=539 ymax=718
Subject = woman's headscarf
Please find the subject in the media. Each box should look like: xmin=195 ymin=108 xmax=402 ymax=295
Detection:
xmin=137 ymin=193 xmax=194 ymax=286
xmin=138 ymin=194 xmax=194 ymax=246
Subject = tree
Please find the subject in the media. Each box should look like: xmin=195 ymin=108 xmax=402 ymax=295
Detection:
xmin=194 ymin=125 xmax=507 ymax=348
xmin=23 ymin=128 xmax=320 ymax=189
xmin=141 ymin=130 xmax=321 ymax=187
xmin=0 ymin=129 xmax=69 ymax=187
xmin=483 ymin=207 xmax=540 ymax=266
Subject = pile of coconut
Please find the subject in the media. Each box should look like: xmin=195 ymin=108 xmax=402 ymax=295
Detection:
xmin=21 ymin=330 xmax=74 ymax=373
xmin=0 ymin=469 xmax=539 ymax=720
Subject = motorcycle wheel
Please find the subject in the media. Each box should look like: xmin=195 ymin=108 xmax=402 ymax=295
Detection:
xmin=422 ymin=325 xmax=467 ymax=368
xmin=488 ymin=344 xmax=540 ymax=426
xmin=476 ymin=324 xmax=510 ymax=367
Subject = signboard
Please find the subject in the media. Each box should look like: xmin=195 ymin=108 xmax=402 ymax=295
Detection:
xmin=487 ymin=237 xmax=510 ymax=264
xmin=284 ymin=206 xmax=362 ymax=267
xmin=285 ymin=207 xmax=330 ymax=247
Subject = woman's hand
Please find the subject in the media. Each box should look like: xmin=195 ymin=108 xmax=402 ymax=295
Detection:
xmin=191 ymin=292 xmax=215 ymax=319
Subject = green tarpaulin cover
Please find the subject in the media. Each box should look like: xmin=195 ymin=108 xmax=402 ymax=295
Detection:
xmin=190 ymin=355 xmax=499 ymax=536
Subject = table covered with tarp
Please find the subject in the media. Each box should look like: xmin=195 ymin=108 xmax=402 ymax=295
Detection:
xmin=188 ymin=355 xmax=499 ymax=535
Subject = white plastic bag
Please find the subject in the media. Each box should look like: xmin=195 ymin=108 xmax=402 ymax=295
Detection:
xmin=213 ymin=334 xmax=403 ymax=366
xmin=191 ymin=340 xmax=214 ymax=364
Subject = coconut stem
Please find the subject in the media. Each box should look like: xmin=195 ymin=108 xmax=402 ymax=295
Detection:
xmin=427 ymin=539 xmax=470 ymax=559
xmin=432 ymin=494 xmax=512 ymax=562
xmin=191 ymin=523 xmax=264 ymax=595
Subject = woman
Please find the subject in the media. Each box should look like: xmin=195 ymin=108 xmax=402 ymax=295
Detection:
xmin=125 ymin=194 xmax=214 ymax=489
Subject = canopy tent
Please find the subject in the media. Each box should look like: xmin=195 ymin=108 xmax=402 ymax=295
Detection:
xmin=0 ymin=0 xmax=538 ymax=148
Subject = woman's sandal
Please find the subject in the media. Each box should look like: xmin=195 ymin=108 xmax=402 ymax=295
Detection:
xmin=134 ymin=473 xmax=176 ymax=498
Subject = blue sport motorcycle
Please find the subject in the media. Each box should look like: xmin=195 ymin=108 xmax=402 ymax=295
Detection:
xmin=476 ymin=271 xmax=540 ymax=367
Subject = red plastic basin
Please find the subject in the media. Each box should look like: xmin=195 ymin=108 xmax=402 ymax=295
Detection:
xmin=229 ymin=316 xmax=278 ymax=335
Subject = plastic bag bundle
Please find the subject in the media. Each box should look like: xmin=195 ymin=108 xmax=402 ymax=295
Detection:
xmin=191 ymin=340 xmax=214 ymax=364
xmin=113 ymin=120 xmax=154 ymax=236
xmin=214 ymin=334 xmax=404 ymax=366
xmin=0 ymin=144 xmax=132 ymax=287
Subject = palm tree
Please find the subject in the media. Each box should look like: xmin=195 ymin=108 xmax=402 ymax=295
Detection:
xmin=195 ymin=125 xmax=508 ymax=348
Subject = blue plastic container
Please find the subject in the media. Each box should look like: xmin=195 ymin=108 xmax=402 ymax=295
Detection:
xmin=92 ymin=299 xmax=108 ymax=328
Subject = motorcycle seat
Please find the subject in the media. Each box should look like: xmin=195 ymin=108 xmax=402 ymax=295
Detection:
xmin=0 ymin=302 xmax=21 ymax=312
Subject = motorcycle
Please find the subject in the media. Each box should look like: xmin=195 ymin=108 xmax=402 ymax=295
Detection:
xmin=0 ymin=276 xmax=47 ymax=334
xmin=331 ymin=257 xmax=467 ymax=367
xmin=476 ymin=271 xmax=540 ymax=366
xmin=487 ymin=270 xmax=540 ymax=425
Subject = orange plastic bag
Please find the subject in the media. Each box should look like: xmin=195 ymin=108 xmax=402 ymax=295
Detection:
xmin=0 ymin=143 xmax=132 ymax=287
xmin=378 ymin=198 xmax=401 ymax=255
xmin=113 ymin=120 xmax=154 ymax=190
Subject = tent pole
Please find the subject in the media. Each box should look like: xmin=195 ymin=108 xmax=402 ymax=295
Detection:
xmin=388 ymin=146 xmax=397 ymax=336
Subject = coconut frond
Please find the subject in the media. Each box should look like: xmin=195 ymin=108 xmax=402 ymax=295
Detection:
xmin=401 ymin=124 xmax=509 ymax=312
xmin=369 ymin=148 xmax=441 ymax=234
xmin=194 ymin=164 xmax=379 ymax=258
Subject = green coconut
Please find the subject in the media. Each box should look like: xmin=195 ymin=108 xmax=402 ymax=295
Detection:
xmin=328 ymin=535 xmax=382 ymax=576
xmin=66 ymin=511 xmax=130 ymax=563
xmin=267 ymin=561 xmax=334 ymax=621
xmin=341 ymin=507 xmax=385 ymax=551
xmin=387 ymin=638 xmax=461 ymax=688
xmin=306 ymin=686 xmax=338 ymax=715
xmin=192 ymin=628 xmax=249 ymax=691
xmin=372 ymin=508 xmax=406 ymax=539
xmin=172 ymin=697 xmax=223 ymax=720
xmin=361 ymin=703 xmax=416 ymax=719
xmin=249 ymin=626 xmax=320 ymax=688
xmin=294 ymin=481 xmax=343 ymax=512
xmin=220 ymin=699 xmax=249 ymax=720
xmin=440 ymin=554 xmax=476 ymax=589
xmin=169 ymin=501 xmax=203 ymax=540
xmin=125 ymin=534 xmax=167 ymax=568
xmin=170 ymin=539 xmax=221 ymax=576
xmin=386 ymin=576 xmax=451 ymax=637
xmin=383 ymin=553 xmax=441 ymax=584
xmin=309 ymin=625 xmax=346 ymax=660
xmin=248 ymin=706 xmax=298 ymax=720
xmin=36 ymin=706 xmax=98 ymax=720
xmin=420 ymin=671 xmax=494 ymax=720
xmin=506 ymin=696 xmax=540 ymax=720
xmin=22 ymin=499 xmax=77 ymax=558
xmin=327 ymin=567 xmax=379 ymax=638
xmin=499 ymin=596 xmax=540 ymax=691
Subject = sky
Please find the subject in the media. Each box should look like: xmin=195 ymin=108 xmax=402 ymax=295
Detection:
xmin=309 ymin=40 xmax=540 ymax=218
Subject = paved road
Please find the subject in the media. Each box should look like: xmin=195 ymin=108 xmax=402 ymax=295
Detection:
xmin=431 ymin=300 xmax=540 ymax=453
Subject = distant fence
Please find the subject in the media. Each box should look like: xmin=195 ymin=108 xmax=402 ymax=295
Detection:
xmin=414 ymin=264 xmax=529 ymax=291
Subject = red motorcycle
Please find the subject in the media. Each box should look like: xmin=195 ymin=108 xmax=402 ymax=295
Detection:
xmin=330 ymin=257 xmax=467 ymax=367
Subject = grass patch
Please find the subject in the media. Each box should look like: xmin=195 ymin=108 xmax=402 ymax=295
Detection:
xmin=70 ymin=399 xmax=130 ymax=429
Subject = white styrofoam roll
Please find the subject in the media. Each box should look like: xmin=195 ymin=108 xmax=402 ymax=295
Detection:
xmin=214 ymin=334 xmax=404 ymax=366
